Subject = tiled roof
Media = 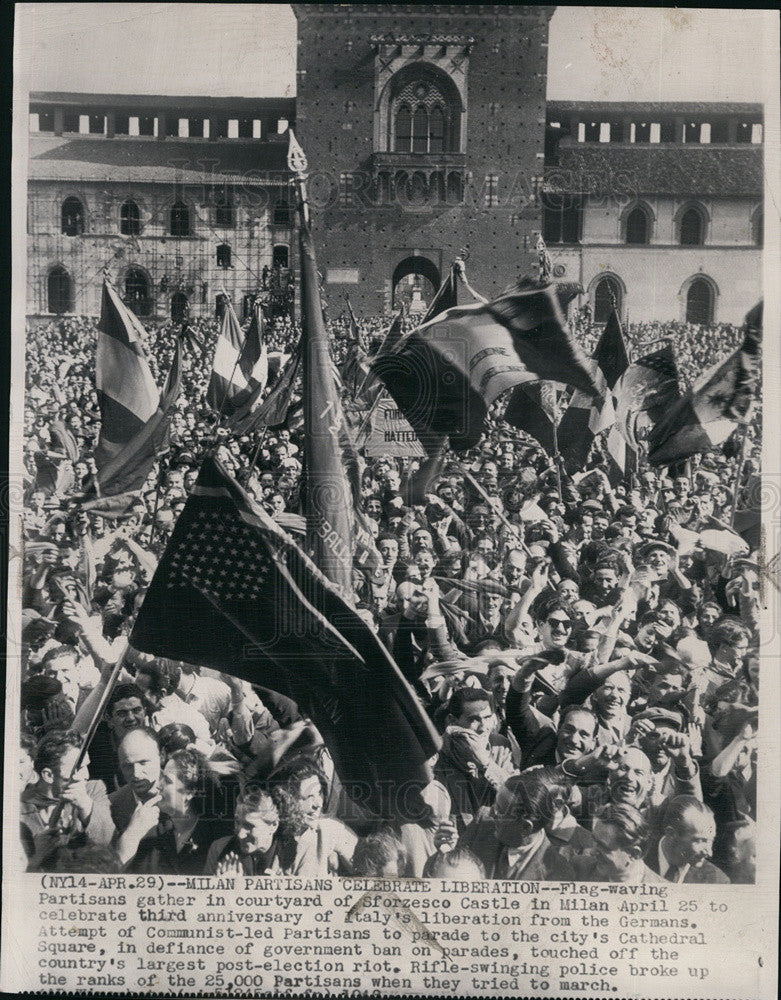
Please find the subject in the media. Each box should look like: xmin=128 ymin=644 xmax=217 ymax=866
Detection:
xmin=28 ymin=135 xmax=290 ymax=185
xmin=545 ymin=143 xmax=763 ymax=198
xmin=547 ymin=100 xmax=763 ymax=118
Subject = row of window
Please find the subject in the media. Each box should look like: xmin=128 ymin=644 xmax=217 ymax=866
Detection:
xmin=58 ymin=196 xmax=292 ymax=237
xmin=543 ymin=197 xmax=763 ymax=247
xmin=44 ymin=246 xmax=291 ymax=315
xmin=549 ymin=119 xmax=763 ymax=146
xmin=592 ymin=275 xmax=716 ymax=325
xmin=32 ymin=112 xmax=289 ymax=139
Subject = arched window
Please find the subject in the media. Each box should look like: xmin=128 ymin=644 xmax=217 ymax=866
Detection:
xmin=625 ymin=206 xmax=649 ymax=244
xmin=394 ymin=104 xmax=412 ymax=152
xmin=216 ymin=243 xmax=232 ymax=268
xmin=391 ymin=76 xmax=457 ymax=153
xmin=125 ymin=268 xmax=151 ymax=316
xmin=61 ymin=197 xmax=84 ymax=236
xmin=170 ymin=292 xmax=188 ymax=322
xmin=752 ymin=208 xmax=763 ymax=246
xmin=686 ymin=279 xmax=714 ymax=325
xmin=120 ymin=200 xmax=140 ymax=236
xmin=680 ymin=207 xmax=704 ymax=246
xmin=272 ymin=245 xmax=289 ymax=269
xmin=170 ymin=200 xmax=190 ymax=237
xmin=47 ymin=266 xmax=72 ymax=314
xmin=593 ymin=276 xmax=622 ymax=324
xmin=273 ymin=200 xmax=291 ymax=226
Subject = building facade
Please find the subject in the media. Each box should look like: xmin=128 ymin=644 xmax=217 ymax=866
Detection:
xmin=542 ymin=101 xmax=764 ymax=325
xmin=27 ymin=93 xmax=297 ymax=320
xmin=26 ymin=17 xmax=764 ymax=328
xmin=293 ymin=3 xmax=555 ymax=314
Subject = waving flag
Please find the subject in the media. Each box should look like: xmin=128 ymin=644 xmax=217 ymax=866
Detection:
xmin=130 ymin=457 xmax=439 ymax=820
xmin=206 ymin=300 xmax=268 ymax=420
xmin=557 ymin=307 xmax=628 ymax=473
xmin=85 ymin=339 xmax=183 ymax=501
xmin=504 ymin=381 xmax=560 ymax=456
xmin=95 ymin=281 xmax=158 ymax=469
xmin=372 ymin=281 xmax=598 ymax=452
xmin=648 ymin=304 xmax=761 ymax=466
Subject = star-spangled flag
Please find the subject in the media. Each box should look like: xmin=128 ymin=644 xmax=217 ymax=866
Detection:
xmin=129 ymin=456 xmax=440 ymax=820
xmin=95 ymin=280 xmax=159 ymax=469
xmin=557 ymin=306 xmax=628 ymax=474
xmin=648 ymin=303 xmax=762 ymax=466
xmin=371 ymin=281 xmax=599 ymax=452
xmin=206 ymin=300 xmax=268 ymax=420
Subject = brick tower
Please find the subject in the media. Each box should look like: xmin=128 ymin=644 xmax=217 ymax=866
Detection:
xmin=293 ymin=4 xmax=555 ymax=316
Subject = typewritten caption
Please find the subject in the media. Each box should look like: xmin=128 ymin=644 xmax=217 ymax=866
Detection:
xmin=17 ymin=874 xmax=759 ymax=998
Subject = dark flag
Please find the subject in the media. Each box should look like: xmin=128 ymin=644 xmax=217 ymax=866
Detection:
xmin=95 ymin=281 xmax=159 ymax=469
xmin=504 ymin=382 xmax=558 ymax=456
xmin=129 ymin=457 xmax=440 ymax=820
xmin=354 ymin=310 xmax=404 ymax=399
xmin=421 ymin=264 xmax=458 ymax=324
xmin=371 ymin=281 xmax=599 ymax=452
xmin=180 ymin=323 xmax=205 ymax=358
xmin=557 ymin=306 xmax=628 ymax=474
xmin=84 ymin=338 xmax=182 ymax=500
xmin=648 ymin=303 xmax=762 ymax=466
xmin=297 ymin=175 xmax=354 ymax=594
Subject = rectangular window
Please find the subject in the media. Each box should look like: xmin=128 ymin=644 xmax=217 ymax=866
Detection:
xmin=484 ymin=174 xmax=500 ymax=208
xmin=542 ymin=194 xmax=581 ymax=244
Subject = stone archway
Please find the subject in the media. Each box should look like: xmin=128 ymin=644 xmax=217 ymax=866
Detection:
xmin=392 ymin=254 xmax=441 ymax=313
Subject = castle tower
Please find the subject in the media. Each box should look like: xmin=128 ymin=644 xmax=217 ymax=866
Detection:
xmin=293 ymin=4 xmax=555 ymax=315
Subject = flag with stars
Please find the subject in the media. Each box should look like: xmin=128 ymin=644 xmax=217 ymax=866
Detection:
xmin=648 ymin=304 xmax=761 ymax=466
xmin=130 ymin=456 xmax=439 ymax=820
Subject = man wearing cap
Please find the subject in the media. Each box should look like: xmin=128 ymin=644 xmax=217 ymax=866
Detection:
xmin=638 ymin=539 xmax=695 ymax=604
xmin=629 ymin=708 xmax=702 ymax=809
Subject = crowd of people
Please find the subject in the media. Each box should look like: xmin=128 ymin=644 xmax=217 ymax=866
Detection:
xmin=17 ymin=299 xmax=761 ymax=884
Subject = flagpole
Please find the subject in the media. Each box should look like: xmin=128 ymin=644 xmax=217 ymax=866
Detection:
xmin=551 ymin=420 xmax=564 ymax=502
xmin=147 ymin=460 xmax=164 ymax=547
xmin=460 ymin=467 xmax=533 ymax=558
xmin=47 ymin=647 xmax=129 ymax=835
xmin=729 ymin=424 xmax=750 ymax=528
xmin=247 ymin=426 xmax=270 ymax=478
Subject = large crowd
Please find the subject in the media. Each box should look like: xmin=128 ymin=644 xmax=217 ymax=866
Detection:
xmin=16 ymin=300 xmax=761 ymax=885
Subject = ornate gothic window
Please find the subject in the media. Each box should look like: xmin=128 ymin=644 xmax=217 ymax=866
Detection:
xmin=391 ymin=78 xmax=455 ymax=154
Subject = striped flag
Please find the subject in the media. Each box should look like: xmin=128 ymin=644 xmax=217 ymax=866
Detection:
xmin=557 ymin=307 xmax=627 ymax=474
xmin=206 ymin=300 xmax=268 ymax=420
xmin=95 ymin=281 xmax=159 ymax=469
xmin=648 ymin=313 xmax=761 ymax=466
xmin=371 ymin=281 xmax=599 ymax=453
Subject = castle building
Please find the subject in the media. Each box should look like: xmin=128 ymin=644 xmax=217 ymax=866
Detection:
xmin=26 ymin=8 xmax=764 ymax=327
xmin=542 ymin=101 xmax=764 ymax=325
xmin=27 ymin=93 xmax=297 ymax=320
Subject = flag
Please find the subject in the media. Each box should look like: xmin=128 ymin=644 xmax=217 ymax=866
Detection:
xmin=504 ymin=382 xmax=559 ymax=456
xmin=206 ymin=300 xmax=268 ymax=419
xmin=234 ymin=345 xmax=302 ymax=434
xmin=372 ymin=281 xmax=599 ymax=452
xmin=299 ymin=200 xmax=354 ymax=594
xmin=557 ymin=306 xmax=627 ymax=473
xmin=129 ymin=456 xmax=440 ymax=820
xmin=345 ymin=294 xmax=367 ymax=352
xmin=648 ymin=305 xmax=762 ymax=466
xmin=86 ymin=339 xmax=183 ymax=498
xmin=95 ymin=281 xmax=159 ymax=469
xmin=605 ymin=343 xmax=682 ymax=480
xmin=421 ymin=264 xmax=458 ymax=324
xmin=180 ymin=323 xmax=205 ymax=357
xmin=354 ymin=310 xmax=404 ymax=398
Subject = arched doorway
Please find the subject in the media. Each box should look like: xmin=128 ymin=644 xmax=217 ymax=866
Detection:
xmin=593 ymin=275 xmax=623 ymax=324
xmin=171 ymin=291 xmax=188 ymax=322
xmin=125 ymin=267 xmax=151 ymax=316
xmin=392 ymin=255 xmax=440 ymax=313
xmin=47 ymin=266 xmax=72 ymax=313
xmin=686 ymin=278 xmax=714 ymax=325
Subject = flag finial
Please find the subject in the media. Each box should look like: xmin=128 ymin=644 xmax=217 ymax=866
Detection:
xmin=287 ymin=130 xmax=308 ymax=175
